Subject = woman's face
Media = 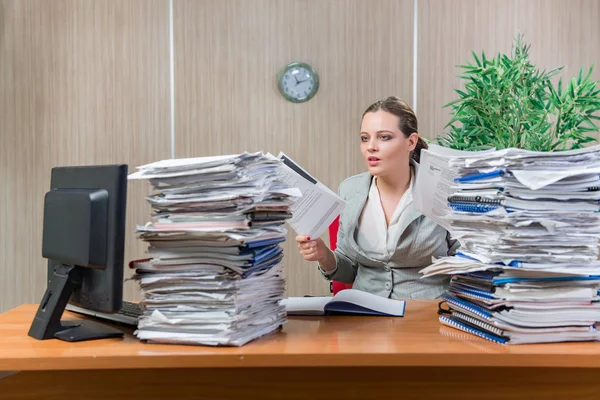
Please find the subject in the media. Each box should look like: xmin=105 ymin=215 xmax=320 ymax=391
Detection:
xmin=360 ymin=110 xmax=417 ymax=178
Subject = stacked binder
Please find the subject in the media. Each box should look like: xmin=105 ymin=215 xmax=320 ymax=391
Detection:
xmin=420 ymin=145 xmax=600 ymax=344
xmin=128 ymin=152 xmax=300 ymax=346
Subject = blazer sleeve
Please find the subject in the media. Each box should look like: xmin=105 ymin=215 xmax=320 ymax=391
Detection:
xmin=318 ymin=186 xmax=359 ymax=284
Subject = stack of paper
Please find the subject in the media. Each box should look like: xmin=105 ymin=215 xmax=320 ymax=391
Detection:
xmin=415 ymin=144 xmax=600 ymax=344
xmin=128 ymin=152 xmax=300 ymax=346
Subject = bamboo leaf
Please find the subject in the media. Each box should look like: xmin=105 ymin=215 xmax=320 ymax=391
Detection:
xmin=558 ymin=78 xmax=563 ymax=97
xmin=549 ymin=84 xmax=560 ymax=105
xmin=472 ymin=50 xmax=482 ymax=67
xmin=443 ymin=98 xmax=463 ymax=108
xmin=547 ymin=67 xmax=563 ymax=78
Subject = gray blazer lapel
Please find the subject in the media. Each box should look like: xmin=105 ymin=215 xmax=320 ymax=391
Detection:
xmin=339 ymin=173 xmax=370 ymax=255
xmin=395 ymin=204 xmax=423 ymax=238
xmin=395 ymin=159 xmax=424 ymax=235
xmin=341 ymin=174 xmax=370 ymax=233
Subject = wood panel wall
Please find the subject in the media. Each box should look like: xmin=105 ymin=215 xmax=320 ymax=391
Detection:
xmin=1 ymin=0 xmax=599 ymax=311
xmin=0 ymin=0 xmax=170 ymax=312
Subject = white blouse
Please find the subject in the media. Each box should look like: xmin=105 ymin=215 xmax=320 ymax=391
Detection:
xmin=355 ymin=170 xmax=414 ymax=262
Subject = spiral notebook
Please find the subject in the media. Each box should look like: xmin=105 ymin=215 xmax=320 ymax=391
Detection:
xmin=439 ymin=314 xmax=508 ymax=344
xmin=451 ymin=310 xmax=505 ymax=336
xmin=448 ymin=202 xmax=500 ymax=213
xmin=449 ymin=286 xmax=495 ymax=301
xmin=441 ymin=293 xmax=494 ymax=321
xmin=447 ymin=195 xmax=502 ymax=204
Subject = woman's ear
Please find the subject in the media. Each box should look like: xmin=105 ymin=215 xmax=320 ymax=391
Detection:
xmin=407 ymin=132 xmax=419 ymax=151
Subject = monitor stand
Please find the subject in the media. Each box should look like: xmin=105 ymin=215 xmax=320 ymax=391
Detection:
xmin=28 ymin=264 xmax=124 ymax=342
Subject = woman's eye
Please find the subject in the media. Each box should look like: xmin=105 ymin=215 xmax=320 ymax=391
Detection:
xmin=380 ymin=135 xmax=390 ymax=141
xmin=360 ymin=136 xmax=368 ymax=142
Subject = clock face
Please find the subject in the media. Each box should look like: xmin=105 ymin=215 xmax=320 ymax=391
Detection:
xmin=278 ymin=62 xmax=319 ymax=103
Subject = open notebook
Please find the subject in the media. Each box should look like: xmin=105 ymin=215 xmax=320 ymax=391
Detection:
xmin=280 ymin=289 xmax=406 ymax=316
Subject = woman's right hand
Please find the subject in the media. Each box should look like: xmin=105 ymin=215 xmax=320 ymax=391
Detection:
xmin=295 ymin=235 xmax=336 ymax=271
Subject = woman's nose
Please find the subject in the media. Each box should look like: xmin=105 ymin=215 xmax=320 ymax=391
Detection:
xmin=367 ymin=140 xmax=378 ymax=152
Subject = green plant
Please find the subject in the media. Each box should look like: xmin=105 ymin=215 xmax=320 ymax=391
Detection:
xmin=436 ymin=34 xmax=600 ymax=151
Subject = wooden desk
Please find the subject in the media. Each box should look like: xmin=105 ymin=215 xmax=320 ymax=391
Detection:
xmin=1 ymin=301 xmax=600 ymax=400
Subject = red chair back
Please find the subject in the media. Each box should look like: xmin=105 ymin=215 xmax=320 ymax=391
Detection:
xmin=328 ymin=216 xmax=353 ymax=294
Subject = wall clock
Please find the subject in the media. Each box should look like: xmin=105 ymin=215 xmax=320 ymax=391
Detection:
xmin=277 ymin=62 xmax=319 ymax=103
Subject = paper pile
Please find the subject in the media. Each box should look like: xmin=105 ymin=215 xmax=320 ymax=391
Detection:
xmin=415 ymin=144 xmax=600 ymax=344
xmin=128 ymin=152 xmax=300 ymax=346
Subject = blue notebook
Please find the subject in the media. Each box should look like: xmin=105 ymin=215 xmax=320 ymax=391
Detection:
xmin=441 ymin=293 xmax=494 ymax=320
xmin=281 ymin=289 xmax=406 ymax=317
xmin=243 ymin=237 xmax=286 ymax=249
xmin=240 ymin=254 xmax=284 ymax=279
xmin=448 ymin=202 xmax=500 ymax=213
xmin=449 ymin=285 xmax=495 ymax=301
xmin=440 ymin=314 xmax=508 ymax=344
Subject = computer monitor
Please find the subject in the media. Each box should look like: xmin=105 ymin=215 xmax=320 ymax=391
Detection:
xmin=28 ymin=164 xmax=128 ymax=342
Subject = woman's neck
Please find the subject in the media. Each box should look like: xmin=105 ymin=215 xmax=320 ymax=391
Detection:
xmin=375 ymin=166 xmax=411 ymax=197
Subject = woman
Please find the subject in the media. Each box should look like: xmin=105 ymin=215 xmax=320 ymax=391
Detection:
xmin=296 ymin=96 xmax=458 ymax=299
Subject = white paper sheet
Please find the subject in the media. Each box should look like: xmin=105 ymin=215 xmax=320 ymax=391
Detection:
xmin=276 ymin=152 xmax=345 ymax=239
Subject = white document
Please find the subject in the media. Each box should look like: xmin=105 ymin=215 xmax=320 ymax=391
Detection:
xmin=511 ymin=166 xmax=600 ymax=190
xmin=135 ymin=317 xmax=285 ymax=347
xmin=276 ymin=152 xmax=345 ymax=239
xmin=413 ymin=147 xmax=456 ymax=231
xmin=414 ymin=145 xmax=500 ymax=231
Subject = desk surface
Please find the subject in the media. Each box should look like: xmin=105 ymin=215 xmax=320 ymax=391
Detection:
xmin=2 ymin=301 xmax=600 ymax=371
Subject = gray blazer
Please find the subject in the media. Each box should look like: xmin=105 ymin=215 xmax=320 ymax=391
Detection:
xmin=321 ymin=160 xmax=458 ymax=299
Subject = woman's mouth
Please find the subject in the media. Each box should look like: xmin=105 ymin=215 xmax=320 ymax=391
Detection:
xmin=368 ymin=156 xmax=381 ymax=166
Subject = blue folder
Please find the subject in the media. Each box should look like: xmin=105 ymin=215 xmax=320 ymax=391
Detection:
xmin=454 ymin=169 xmax=505 ymax=183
